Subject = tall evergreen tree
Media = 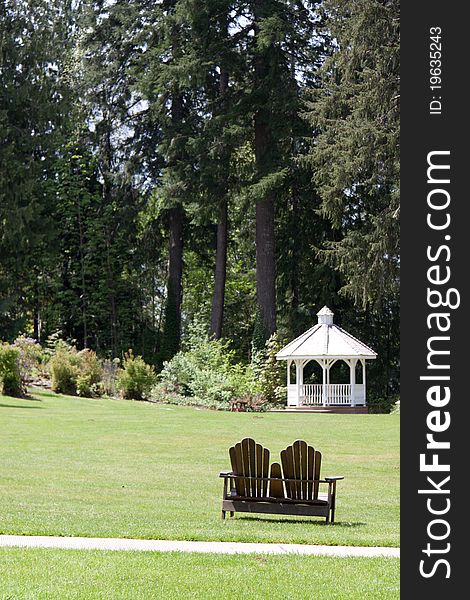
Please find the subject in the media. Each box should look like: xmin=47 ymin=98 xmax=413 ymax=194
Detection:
xmin=302 ymin=0 xmax=400 ymax=309
xmin=78 ymin=0 xmax=143 ymax=354
xmin=300 ymin=0 xmax=400 ymax=399
xmin=238 ymin=0 xmax=324 ymax=338
xmin=135 ymin=0 xmax=206 ymax=360
xmin=0 ymin=0 xmax=75 ymax=338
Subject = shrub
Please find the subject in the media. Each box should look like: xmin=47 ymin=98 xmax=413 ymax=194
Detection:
xmin=13 ymin=336 xmax=45 ymax=383
xmin=76 ymin=349 xmax=103 ymax=397
xmin=117 ymin=350 xmax=156 ymax=400
xmin=101 ymin=358 xmax=120 ymax=397
xmin=0 ymin=343 xmax=23 ymax=396
xmin=156 ymin=322 xmax=260 ymax=410
xmin=49 ymin=343 xmax=106 ymax=397
xmin=157 ymin=351 xmax=194 ymax=396
xmin=367 ymin=395 xmax=398 ymax=414
xmin=227 ymin=363 xmax=260 ymax=400
xmin=49 ymin=343 xmax=80 ymax=395
xmin=151 ymin=382 xmax=197 ymax=407
xmin=252 ymin=333 xmax=286 ymax=406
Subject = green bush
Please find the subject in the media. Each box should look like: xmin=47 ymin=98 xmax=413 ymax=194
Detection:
xmin=117 ymin=350 xmax=156 ymax=400
xmin=13 ymin=336 xmax=45 ymax=383
xmin=151 ymin=381 xmax=201 ymax=407
xmin=157 ymin=351 xmax=195 ymax=396
xmin=49 ymin=343 xmax=81 ymax=395
xmin=76 ymin=349 xmax=103 ymax=397
xmin=49 ymin=342 xmax=105 ymax=397
xmin=367 ymin=395 xmax=398 ymax=414
xmin=251 ymin=333 xmax=286 ymax=406
xmin=156 ymin=322 xmax=260 ymax=410
xmin=0 ymin=343 xmax=23 ymax=396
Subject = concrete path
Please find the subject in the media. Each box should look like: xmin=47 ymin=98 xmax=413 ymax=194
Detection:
xmin=0 ymin=535 xmax=399 ymax=558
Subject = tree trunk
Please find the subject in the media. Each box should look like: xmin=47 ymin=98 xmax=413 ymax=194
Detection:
xmin=210 ymin=64 xmax=229 ymax=339
xmin=33 ymin=276 xmax=41 ymax=342
xmin=253 ymin=0 xmax=276 ymax=336
xmin=210 ymin=200 xmax=228 ymax=339
xmin=162 ymin=205 xmax=183 ymax=360
xmin=101 ymin=109 xmax=118 ymax=355
xmin=255 ymin=195 xmax=276 ymax=336
xmin=104 ymin=223 xmax=118 ymax=356
xmin=290 ymin=191 xmax=300 ymax=332
xmin=161 ymin=9 xmax=184 ymax=360
xmin=76 ymin=189 xmax=88 ymax=348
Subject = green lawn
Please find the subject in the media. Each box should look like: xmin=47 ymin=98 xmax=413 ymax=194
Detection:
xmin=0 ymin=548 xmax=399 ymax=599
xmin=0 ymin=389 xmax=399 ymax=547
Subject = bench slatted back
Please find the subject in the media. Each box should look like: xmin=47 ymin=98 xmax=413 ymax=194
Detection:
xmin=229 ymin=438 xmax=270 ymax=498
xmin=280 ymin=440 xmax=322 ymax=500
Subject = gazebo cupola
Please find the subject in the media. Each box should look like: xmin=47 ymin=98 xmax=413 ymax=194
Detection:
xmin=276 ymin=306 xmax=377 ymax=408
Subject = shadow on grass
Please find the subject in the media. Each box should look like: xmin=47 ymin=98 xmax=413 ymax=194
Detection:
xmin=22 ymin=393 xmax=43 ymax=401
xmin=231 ymin=516 xmax=366 ymax=527
xmin=0 ymin=403 xmax=44 ymax=409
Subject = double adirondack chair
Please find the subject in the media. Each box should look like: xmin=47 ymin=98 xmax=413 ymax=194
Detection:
xmin=219 ymin=438 xmax=343 ymax=523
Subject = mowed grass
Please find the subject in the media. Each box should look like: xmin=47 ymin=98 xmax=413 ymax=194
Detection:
xmin=0 ymin=389 xmax=399 ymax=547
xmin=0 ymin=548 xmax=400 ymax=599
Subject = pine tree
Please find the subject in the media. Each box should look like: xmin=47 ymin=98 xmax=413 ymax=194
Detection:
xmin=0 ymin=0 xmax=76 ymax=339
xmin=302 ymin=0 xmax=400 ymax=310
xmin=133 ymin=1 xmax=190 ymax=360
xmin=235 ymin=0 xmax=325 ymax=337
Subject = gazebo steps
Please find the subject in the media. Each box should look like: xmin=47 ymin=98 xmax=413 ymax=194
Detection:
xmin=271 ymin=406 xmax=369 ymax=414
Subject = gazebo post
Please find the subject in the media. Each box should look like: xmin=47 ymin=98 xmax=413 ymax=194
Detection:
xmin=362 ymin=359 xmax=367 ymax=406
xmin=349 ymin=359 xmax=357 ymax=406
xmin=321 ymin=360 xmax=327 ymax=406
xmin=299 ymin=361 xmax=304 ymax=405
xmin=295 ymin=360 xmax=302 ymax=407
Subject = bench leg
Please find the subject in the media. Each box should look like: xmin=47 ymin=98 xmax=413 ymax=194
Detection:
xmin=330 ymin=482 xmax=337 ymax=524
xmin=221 ymin=477 xmax=228 ymax=520
xmin=230 ymin=511 xmax=234 ymax=518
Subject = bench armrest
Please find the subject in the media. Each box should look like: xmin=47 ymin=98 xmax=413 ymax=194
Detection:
xmin=219 ymin=470 xmax=234 ymax=477
xmin=324 ymin=476 xmax=344 ymax=482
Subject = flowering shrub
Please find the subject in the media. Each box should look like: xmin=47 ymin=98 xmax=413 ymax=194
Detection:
xmin=13 ymin=336 xmax=44 ymax=383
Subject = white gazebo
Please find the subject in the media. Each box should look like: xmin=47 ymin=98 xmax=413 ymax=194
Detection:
xmin=276 ymin=306 xmax=377 ymax=408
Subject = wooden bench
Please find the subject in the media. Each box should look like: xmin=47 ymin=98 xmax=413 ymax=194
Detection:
xmin=219 ymin=438 xmax=343 ymax=523
xmin=229 ymin=398 xmax=248 ymax=412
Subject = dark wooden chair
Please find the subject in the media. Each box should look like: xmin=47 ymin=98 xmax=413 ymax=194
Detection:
xmin=220 ymin=438 xmax=343 ymax=523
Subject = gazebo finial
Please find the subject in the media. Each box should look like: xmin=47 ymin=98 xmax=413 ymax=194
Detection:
xmin=317 ymin=305 xmax=334 ymax=325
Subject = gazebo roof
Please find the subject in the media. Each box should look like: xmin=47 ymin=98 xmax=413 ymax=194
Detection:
xmin=276 ymin=306 xmax=377 ymax=360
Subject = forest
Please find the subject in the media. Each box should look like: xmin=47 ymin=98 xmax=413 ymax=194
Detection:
xmin=0 ymin=0 xmax=399 ymax=404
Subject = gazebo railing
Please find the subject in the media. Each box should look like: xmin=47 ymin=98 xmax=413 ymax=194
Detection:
xmin=301 ymin=384 xmax=324 ymax=405
xmin=301 ymin=384 xmax=352 ymax=406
